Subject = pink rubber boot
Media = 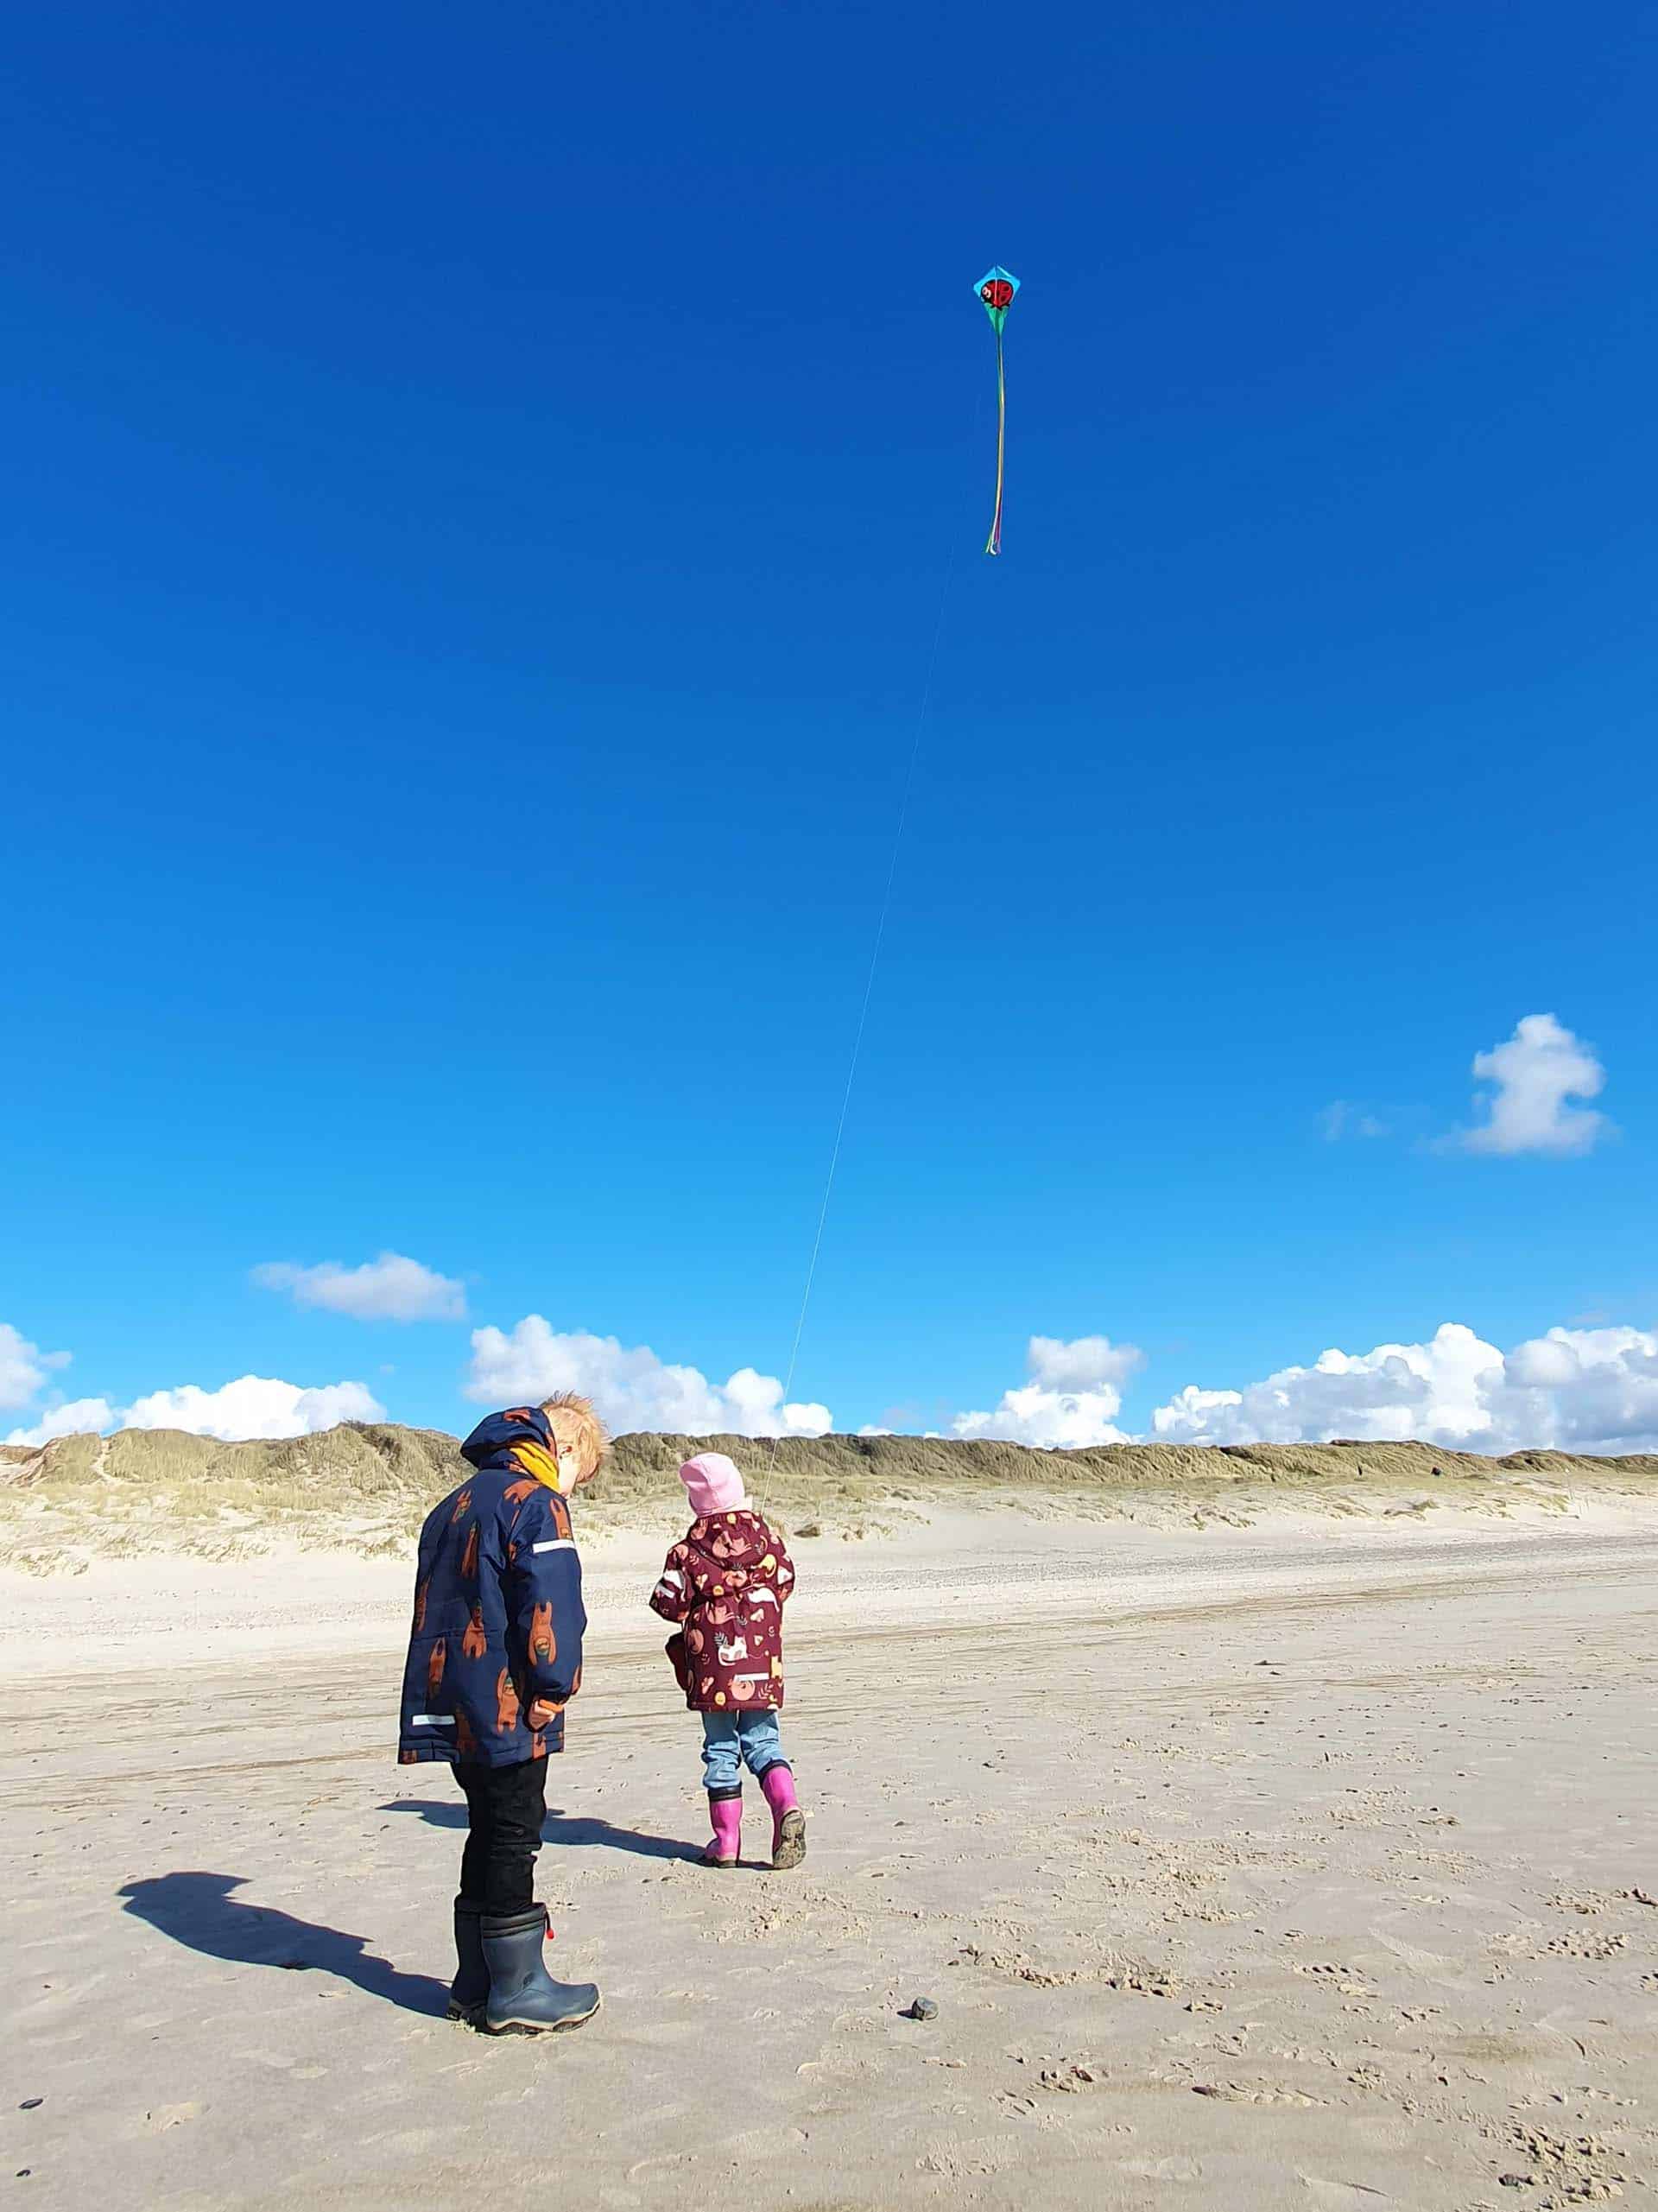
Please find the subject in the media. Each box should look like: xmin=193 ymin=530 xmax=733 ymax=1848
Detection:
xmin=759 ymin=1765 xmax=806 ymax=1871
xmin=702 ymin=1795 xmax=742 ymax=1867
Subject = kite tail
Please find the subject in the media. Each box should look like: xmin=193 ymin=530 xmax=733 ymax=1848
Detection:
xmin=984 ymin=327 xmax=1006 ymax=556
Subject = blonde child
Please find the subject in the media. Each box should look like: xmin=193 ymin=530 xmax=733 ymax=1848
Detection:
xmin=398 ymin=1394 xmax=608 ymax=2033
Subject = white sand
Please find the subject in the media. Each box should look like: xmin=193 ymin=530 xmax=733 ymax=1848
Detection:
xmin=4 ymin=1509 xmax=1655 ymax=2209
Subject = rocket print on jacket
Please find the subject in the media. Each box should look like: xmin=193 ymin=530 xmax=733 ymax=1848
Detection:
xmin=396 ymin=1405 xmax=587 ymax=1769
xmin=649 ymin=1509 xmax=795 ymax=1713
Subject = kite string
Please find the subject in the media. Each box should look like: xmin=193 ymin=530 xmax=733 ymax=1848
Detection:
xmin=987 ymin=326 xmax=1006 ymax=555
xmin=758 ymin=531 xmax=962 ymax=1505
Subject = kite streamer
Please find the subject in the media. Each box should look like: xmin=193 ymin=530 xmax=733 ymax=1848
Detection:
xmin=975 ymin=265 xmax=1019 ymax=555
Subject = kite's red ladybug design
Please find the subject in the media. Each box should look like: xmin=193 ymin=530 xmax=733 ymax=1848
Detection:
xmin=971 ymin=265 xmax=1020 ymax=554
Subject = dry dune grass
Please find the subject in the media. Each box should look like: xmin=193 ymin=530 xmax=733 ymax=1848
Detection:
xmin=612 ymin=1427 xmax=1658 ymax=1491
xmin=3 ymin=1421 xmax=1655 ymax=1573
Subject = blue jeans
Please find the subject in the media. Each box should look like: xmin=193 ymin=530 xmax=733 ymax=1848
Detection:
xmin=700 ymin=1708 xmax=788 ymax=1797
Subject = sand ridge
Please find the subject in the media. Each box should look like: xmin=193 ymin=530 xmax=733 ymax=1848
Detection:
xmin=4 ymin=1420 xmax=1657 ymax=1575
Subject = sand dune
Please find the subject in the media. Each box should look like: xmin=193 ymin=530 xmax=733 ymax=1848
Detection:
xmin=3 ymin=1418 xmax=1655 ymax=1575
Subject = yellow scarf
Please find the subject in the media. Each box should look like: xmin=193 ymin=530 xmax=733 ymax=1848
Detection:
xmin=507 ymin=1436 xmax=564 ymax=1492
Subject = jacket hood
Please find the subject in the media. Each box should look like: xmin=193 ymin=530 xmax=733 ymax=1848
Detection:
xmin=687 ymin=1507 xmax=773 ymax=1569
xmin=460 ymin=1404 xmax=554 ymax=1471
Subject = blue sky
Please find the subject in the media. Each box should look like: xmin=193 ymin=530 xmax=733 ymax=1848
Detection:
xmin=3 ymin=2 xmax=1655 ymax=1452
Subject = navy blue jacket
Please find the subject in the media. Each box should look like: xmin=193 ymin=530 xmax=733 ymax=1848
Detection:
xmin=397 ymin=1407 xmax=586 ymax=1768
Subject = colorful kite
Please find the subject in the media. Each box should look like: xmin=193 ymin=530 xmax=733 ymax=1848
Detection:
xmin=974 ymin=265 xmax=1019 ymax=555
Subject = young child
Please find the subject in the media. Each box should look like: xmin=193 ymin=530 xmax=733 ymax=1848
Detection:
xmin=398 ymin=1393 xmax=608 ymax=2035
xmin=649 ymin=1451 xmax=805 ymax=1870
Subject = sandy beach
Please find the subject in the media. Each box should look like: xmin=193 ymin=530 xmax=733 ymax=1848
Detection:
xmin=5 ymin=1506 xmax=1655 ymax=2209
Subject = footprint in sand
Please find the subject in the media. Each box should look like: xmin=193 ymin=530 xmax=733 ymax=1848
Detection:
xmin=915 ymin=2134 xmax=1022 ymax=2177
xmin=126 ymin=2101 xmax=203 ymax=2137
xmin=1370 ymin=1927 xmax=1458 ymax=1979
xmin=715 ymin=2124 xmax=807 ymax=2159
xmin=1121 ymin=2154 xmax=1203 ymax=2182
xmin=1298 ymin=2177 xmax=1390 ymax=2205
xmin=1192 ymin=2080 xmax=1326 ymax=2107
xmin=1542 ymin=1930 xmax=1626 ymax=1960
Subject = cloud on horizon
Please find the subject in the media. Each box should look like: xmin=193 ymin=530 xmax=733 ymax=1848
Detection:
xmin=4 ymin=1395 xmax=118 ymax=1448
xmin=253 ymin=1252 xmax=466 ymax=1322
xmin=951 ymin=1334 xmax=1145 ymax=1448
xmin=1149 ymin=1320 xmax=1658 ymax=1455
xmin=8 ymin=1307 xmax=1654 ymax=1457
xmin=3 ymin=1351 xmax=386 ymax=1448
xmin=121 ymin=1376 xmax=387 ymax=1441
xmin=465 ymin=1316 xmax=832 ymax=1439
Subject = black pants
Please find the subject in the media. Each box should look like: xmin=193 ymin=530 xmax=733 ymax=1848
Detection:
xmin=455 ymin=1756 xmax=548 ymax=1917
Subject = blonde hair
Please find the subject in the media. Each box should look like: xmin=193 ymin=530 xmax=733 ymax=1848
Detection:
xmin=540 ymin=1391 xmax=611 ymax=1480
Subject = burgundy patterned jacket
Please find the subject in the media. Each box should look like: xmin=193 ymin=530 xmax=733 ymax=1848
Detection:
xmin=649 ymin=1509 xmax=795 ymax=1713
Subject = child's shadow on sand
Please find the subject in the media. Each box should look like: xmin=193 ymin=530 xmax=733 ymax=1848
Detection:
xmin=119 ymin=1872 xmax=450 ymax=2017
xmin=380 ymin=1798 xmax=702 ymax=1864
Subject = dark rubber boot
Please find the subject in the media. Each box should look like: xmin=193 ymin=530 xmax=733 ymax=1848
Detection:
xmin=481 ymin=1906 xmax=600 ymax=2036
xmin=448 ymin=1898 xmax=489 ymax=2026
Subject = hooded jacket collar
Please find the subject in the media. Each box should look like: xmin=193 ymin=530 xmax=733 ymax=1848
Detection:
xmin=461 ymin=1405 xmax=561 ymax=1489
xmin=686 ymin=1507 xmax=771 ymax=1567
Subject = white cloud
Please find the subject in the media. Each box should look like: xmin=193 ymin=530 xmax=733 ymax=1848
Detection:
xmin=4 ymin=1397 xmax=117 ymax=1448
xmin=466 ymin=1317 xmax=832 ymax=1438
xmin=3 ymin=1371 xmax=387 ymax=1446
xmin=253 ymin=1252 xmax=466 ymax=1322
xmin=1449 ymin=1013 xmax=1610 ymax=1157
xmin=1150 ymin=1320 xmax=1658 ymax=1454
xmin=0 ymin=1322 xmax=71 ymax=1411
xmin=1484 ymin=1326 xmax=1658 ymax=1455
xmin=1152 ymin=1323 xmax=1502 ymax=1447
xmin=120 ymin=1376 xmax=387 ymax=1442
xmin=952 ymin=1334 xmax=1144 ymax=1448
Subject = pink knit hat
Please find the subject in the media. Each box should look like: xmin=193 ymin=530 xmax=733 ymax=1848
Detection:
xmin=679 ymin=1451 xmax=748 ymax=1518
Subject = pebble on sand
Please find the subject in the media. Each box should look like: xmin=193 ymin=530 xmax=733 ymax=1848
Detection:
xmin=904 ymin=1997 xmax=939 ymax=2022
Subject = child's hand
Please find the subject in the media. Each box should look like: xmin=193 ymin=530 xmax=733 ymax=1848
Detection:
xmin=527 ymin=1697 xmax=560 ymax=1729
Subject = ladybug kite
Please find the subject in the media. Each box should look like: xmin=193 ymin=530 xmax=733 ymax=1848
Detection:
xmin=974 ymin=265 xmax=1020 ymax=555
